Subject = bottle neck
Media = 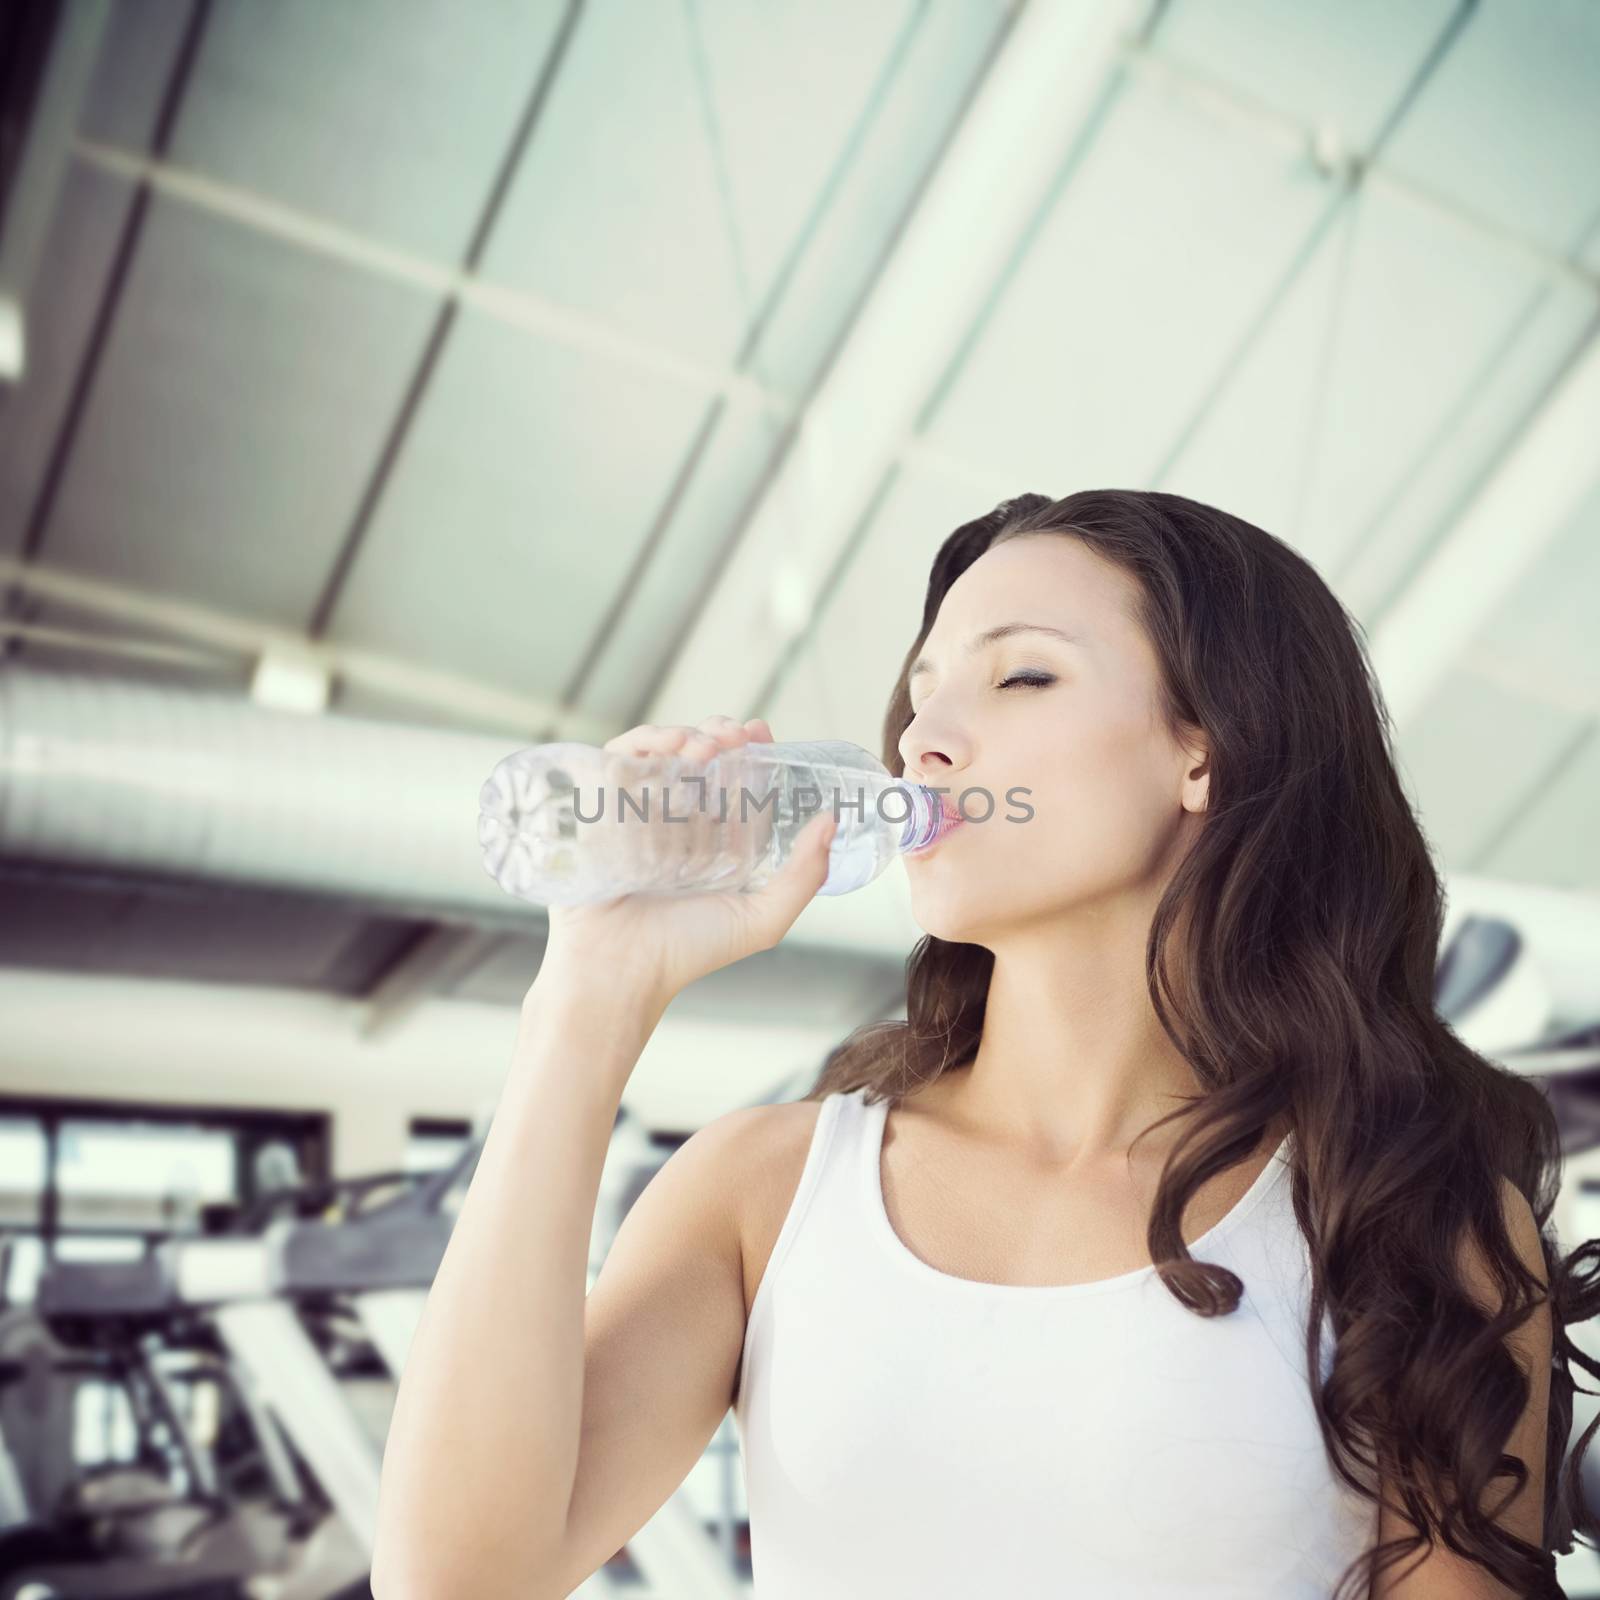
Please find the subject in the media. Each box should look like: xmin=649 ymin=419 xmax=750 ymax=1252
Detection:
xmin=895 ymin=782 xmax=944 ymax=852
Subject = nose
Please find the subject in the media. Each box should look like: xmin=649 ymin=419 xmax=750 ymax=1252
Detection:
xmin=898 ymin=713 xmax=972 ymax=786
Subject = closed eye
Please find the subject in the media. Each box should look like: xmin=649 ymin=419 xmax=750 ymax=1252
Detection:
xmin=909 ymin=670 xmax=1057 ymax=715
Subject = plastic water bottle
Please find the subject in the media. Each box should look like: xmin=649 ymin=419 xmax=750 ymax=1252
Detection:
xmin=477 ymin=738 xmax=951 ymax=907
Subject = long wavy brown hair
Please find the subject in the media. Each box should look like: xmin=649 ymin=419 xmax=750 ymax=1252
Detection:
xmin=806 ymin=488 xmax=1600 ymax=1598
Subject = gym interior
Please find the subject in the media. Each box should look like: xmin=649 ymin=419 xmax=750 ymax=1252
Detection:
xmin=1 ymin=2 xmax=1599 ymax=1597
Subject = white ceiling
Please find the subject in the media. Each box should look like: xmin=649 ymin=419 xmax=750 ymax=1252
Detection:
xmin=1 ymin=0 xmax=1597 ymax=1015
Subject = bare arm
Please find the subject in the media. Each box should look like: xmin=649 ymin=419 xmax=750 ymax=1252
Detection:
xmin=538 ymin=1095 xmax=773 ymax=1596
xmin=373 ymin=966 xmax=791 ymax=1599
xmin=371 ymin=712 xmax=834 ymax=1600
xmin=370 ymin=965 xmax=671 ymax=1599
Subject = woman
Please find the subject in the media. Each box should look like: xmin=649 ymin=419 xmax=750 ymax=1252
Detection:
xmin=374 ymin=489 xmax=1600 ymax=1600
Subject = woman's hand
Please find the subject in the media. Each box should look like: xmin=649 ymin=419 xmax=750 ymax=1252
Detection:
xmin=536 ymin=715 xmax=836 ymax=1009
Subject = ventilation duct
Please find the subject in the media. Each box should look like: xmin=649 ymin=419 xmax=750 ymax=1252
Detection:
xmin=0 ymin=663 xmax=539 ymax=921
xmin=5 ymin=666 xmax=1599 ymax=1023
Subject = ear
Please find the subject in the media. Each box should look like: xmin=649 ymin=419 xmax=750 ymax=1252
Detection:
xmin=1181 ymin=737 xmax=1210 ymax=815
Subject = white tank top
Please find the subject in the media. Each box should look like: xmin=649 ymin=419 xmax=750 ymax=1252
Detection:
xmin=734 ymin=1086 xmax=1378 ymax=1598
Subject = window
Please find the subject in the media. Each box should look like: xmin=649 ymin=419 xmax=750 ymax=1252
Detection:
xmin=0 ymin=1118 xmax=45 ymax=1227
xmin=0 ymin=1099 xmax=330 ymax=1260
xmin=57 ymin=1121 xmax=236 ymax=1232
xmin=406 ymin=1118 xmax=471 ymax=1174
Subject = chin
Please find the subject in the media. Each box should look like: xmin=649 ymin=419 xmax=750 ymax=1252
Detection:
xmin=905 ymin=878 xmax=1002 ymax=945
xmin=907 ymin=855 xmax=1086 ymax=943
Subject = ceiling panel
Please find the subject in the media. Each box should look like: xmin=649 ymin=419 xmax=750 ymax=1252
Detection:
xmin=1378 ymin=0 xmax=1600 ymax=261
xmin=1249 ymin=190 xmax=1579 ymax=580
xmin=478 ymin=0 xmax=923 ymax=373
xmin=566 ymin=0 xmax=1013 ymax=725
xmin=77 ymin=0 xmax=194 ymax=151
xmin=763 ymin=458 xmax=1017 ymax=764
xmin=1475 ymin=726 xmax=1600 ymax=890
xmin=570 ymin=398 xmax=785 ymax=726
xmin=1457 ymin=473 xmax=1600 ymax=724
xmin=738 ymin=0 xmax=1011 ymax=399
xmin=920 ymin=68 xmax=1331 ymax=490
xmin=324 ymin=304 xmax=709 ymax=696
xmin=1164 ymin=182 xmax=1592 ymax=589
xmin=167 ymin=0 xmax=569 ymax=263
xmin=1330 ymin=273 xmax=1596 ymax=622
xmin=25 ymin=200 xmax=437 ymax=624
xmin=685 ymin=0 xmax=922 ymax=324
xmin=1154 ymin=0 xmax=1461 ymax=152
xmin=2 ymin=0 xmax=202 ymax=564
xmin=0 ymin=164 xmax=141 ymax=562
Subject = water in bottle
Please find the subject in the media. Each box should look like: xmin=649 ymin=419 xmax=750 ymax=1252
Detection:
xmin=477 ymin=738 xmax=953 ymax=907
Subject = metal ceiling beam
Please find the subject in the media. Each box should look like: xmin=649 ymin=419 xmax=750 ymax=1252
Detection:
xmin=0 ymin=0 xmax=112 ymax=383
xmin=71 ymin=136 xmax=793 ymax=421
xmin=642 ymin=0 xmax=1157 ymax=727
xmin=0 ymin=555 xmax=614 ymax=738
xmin=1118 ymin=37 xmax=1600 ymax=302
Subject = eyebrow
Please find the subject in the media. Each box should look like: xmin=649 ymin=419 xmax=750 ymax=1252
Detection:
xmin=908 ymin=622 xmax=1081 ymax=681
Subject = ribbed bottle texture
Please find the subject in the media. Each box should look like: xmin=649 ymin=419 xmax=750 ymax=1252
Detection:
xmin=478 ymin=738 xmax=946 ymax=907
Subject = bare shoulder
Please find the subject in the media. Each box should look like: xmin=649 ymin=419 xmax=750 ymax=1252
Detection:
xmin=658 ymin=1100 xmax=825 ymax=1302
xmin=684 ymin=1096 xmax=823 ymax=1187
xmin=699 ymin=1098 xmax=827 ymax=1319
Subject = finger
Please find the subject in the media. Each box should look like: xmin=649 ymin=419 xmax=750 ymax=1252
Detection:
xmin=688 ymin=719 xmax=748 ymax=879
xmin=675 ymin=725 xmax=720 ymax=764
xmin=745 ymin=812 xmax=836 ymax=947
xmin=728 ymin=723 xmax=778 ymax=874
xmin=706 ymin=734 xmax=761 ymax=890
xmin=603 ymin=724 xmax=690 ymax=758
xmin=697 ymin=714 xmax=751 ymax=748
xmin=659 ymin=729 xmax=706 ymax=886
xmin=594 ymin=744 xmax=652 ymax=885
xmin=617 ymin=725 xmax=716 ymax=761
xmin=684 ymin=721 xmax=740 ymax=883
xmin=599 ymin=729 xmax=694 ymax=885
xmin=613 ymin=726 xmax=714 ymax=885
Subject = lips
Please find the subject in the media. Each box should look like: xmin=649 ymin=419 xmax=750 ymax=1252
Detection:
xmin=906 ymin=796 xmax=965 ymax=855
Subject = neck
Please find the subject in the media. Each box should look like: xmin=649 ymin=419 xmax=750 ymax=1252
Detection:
xmin=938 ymin=896 xmax=1210 ymax=1168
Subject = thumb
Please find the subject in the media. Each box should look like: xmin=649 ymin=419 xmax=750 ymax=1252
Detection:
xmin=747 ymin=812 xmax=837 ymax=945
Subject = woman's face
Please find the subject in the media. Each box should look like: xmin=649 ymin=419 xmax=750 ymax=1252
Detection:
xmin=897 ymin=533 xmax=1208 ymax=945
